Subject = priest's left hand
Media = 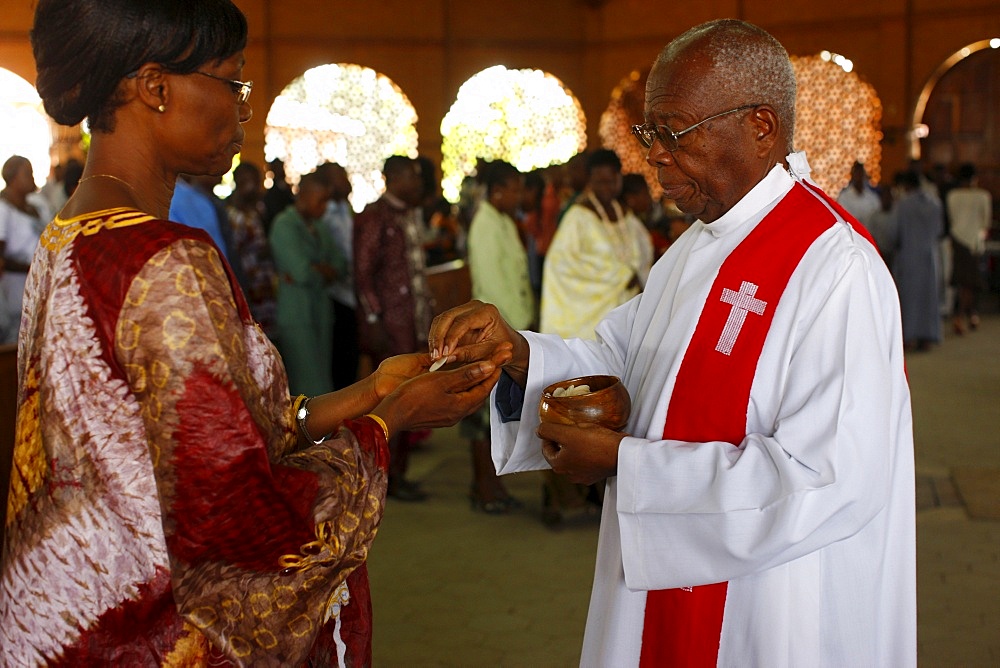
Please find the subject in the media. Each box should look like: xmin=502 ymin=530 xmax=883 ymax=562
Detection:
xmin=537 ymin=422 xmax=625 ymax=485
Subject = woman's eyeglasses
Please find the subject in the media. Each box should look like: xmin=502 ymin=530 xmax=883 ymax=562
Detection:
xmin=124 ymin=69 xmax=253 ymax=106
xmin=193 ymin=71 xmax=253 ymax=105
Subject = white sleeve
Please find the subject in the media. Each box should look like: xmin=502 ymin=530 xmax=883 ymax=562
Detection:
xmin=489 ymin=297 xmax=639 ymax=474
xmin=616 ymin=245 xmax=909 ymax=590
xmin=0 ymin=203 xmax=10 ymax=242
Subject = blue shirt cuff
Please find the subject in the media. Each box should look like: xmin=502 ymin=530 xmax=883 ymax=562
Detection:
xmin=495 ymin=371 xmax=525 ymax=422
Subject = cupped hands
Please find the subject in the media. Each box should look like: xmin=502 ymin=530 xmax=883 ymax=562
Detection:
xmin=373 ymin=342 xmax=513 ymax=436
xmin=537 ymin=421 xmax=626 ymax=486
xmin=427 ymin=300 xmax=530 ymax=386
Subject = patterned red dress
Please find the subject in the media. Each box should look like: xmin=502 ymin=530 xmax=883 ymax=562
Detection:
xmin=1 ymin=208 xmax=388 ymax=666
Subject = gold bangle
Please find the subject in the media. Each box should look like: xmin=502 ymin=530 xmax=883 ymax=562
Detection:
xmin=364 ymin=413 xmax=389 ymax=441
xmin=292 ymin=394 xmax=308 ymax=418
xmin=292 ymin=395 xmax=307 ymax=437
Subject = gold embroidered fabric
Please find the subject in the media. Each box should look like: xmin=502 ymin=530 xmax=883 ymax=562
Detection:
xmin=2 ymin=211 xmax=387 ymax=665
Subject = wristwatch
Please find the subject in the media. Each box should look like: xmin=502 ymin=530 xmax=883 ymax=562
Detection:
xmin=296 ymin=397 xmax=328 ymax=444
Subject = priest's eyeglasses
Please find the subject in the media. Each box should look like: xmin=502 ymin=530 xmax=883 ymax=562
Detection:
xmin=631 ymin=104 xmax=758 ymax=152
xmin=193 ymin=71 xmax=254 ymax=105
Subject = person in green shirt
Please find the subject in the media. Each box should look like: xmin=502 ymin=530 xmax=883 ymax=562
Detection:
xmin=463 ymin=160 xmax=534 ymax=512
xmin=270 ymin=171 xmax=348 ymax=395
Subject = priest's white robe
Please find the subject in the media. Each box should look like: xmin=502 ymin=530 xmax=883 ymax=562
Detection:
xmin=490 ymin=154 xmax=916 ymax=667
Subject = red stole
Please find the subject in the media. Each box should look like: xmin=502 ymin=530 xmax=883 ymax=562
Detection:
xmin=638 ymin=182 xmax=845 ymax=666
xmin=802 ymin=180 xmax=880 ymax=248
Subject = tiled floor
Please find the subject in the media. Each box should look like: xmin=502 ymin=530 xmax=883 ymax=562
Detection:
xmin=367 ymin=313 xmax=1000 ymax=666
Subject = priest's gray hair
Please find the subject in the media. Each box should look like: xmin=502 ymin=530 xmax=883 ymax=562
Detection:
xmin=657 ymin=19 xmax=797 ymax=147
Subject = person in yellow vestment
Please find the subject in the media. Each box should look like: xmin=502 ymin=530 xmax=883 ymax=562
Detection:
xmin=537 ymin=149 xmax=653 ymax=524
xmin=540 ymin=149 xmax=653 ymax=340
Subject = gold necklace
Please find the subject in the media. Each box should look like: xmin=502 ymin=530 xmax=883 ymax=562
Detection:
xmin=78 ymin=173 xmax=141 ymax=197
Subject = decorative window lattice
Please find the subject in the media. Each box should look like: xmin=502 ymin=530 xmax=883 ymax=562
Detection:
xmin=791 ymin=54 xmax=882 ymax=193
xmin=264 ymin=63 xmax=418 ymax=212
xmin=598 ymin=68 xmax=656 ymax=198
xmin=440 ymin=65 xmax=586 ymax=202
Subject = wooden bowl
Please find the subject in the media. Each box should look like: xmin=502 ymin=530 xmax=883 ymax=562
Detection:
xmin=538 ymin=375 xmax=631 ymax=431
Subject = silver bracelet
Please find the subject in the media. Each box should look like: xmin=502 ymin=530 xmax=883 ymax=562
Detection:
xmin=296 ymin=396 xmax=329 ymax=445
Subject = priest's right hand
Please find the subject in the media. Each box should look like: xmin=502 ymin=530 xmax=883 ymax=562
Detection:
xmin=427 ymin=300 xmax=530 ymax=387
xmin=373 ymin=343 xmax=512 ymax=435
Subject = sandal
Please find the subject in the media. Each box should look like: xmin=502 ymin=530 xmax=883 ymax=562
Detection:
xmin=468 ymin=488 xmax=521 ymax=515
xmin=469 ymin=492 xmax=510 ymax=514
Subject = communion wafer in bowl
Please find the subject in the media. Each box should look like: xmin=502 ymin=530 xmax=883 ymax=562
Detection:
xmin=538 ymin=375 xmax=631 ymax=431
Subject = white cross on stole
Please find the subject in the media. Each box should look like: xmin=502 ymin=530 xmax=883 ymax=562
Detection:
xmin=715 ymin=280 xmax=767 ymax=356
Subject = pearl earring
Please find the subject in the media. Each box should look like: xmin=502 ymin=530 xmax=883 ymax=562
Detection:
xmin=158 ymin=104 xmax=166 ymax=113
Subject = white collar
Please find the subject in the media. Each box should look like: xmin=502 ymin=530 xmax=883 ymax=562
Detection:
xmin=785 ymin=150 xmax=812 ymax=181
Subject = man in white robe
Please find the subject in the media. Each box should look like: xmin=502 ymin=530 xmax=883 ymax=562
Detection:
xmin=428 ymin=19 xmax=915 ymax=667
xmin=836 ymin=160 xmax=881 ymax=228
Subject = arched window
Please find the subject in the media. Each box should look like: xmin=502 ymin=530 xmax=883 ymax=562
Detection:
xmin=264 ymin=64 xmax=418 ymax=212
xmin=791 ymin=53 xmax=882 ymax=193
xmin=0 ymin=68 xmax=52 ymax=189
xmin=914 ymin=39 xmax=1000 ymax=169
xmin=599 ymin=68 xmax=656 ymax=197
xmin=440 ymin=65 xmax=586 ymax=202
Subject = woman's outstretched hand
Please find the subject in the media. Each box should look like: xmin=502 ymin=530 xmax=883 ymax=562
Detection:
xmin=372 ymin=352 xmax=433 ymax=401
xmin=427 ymin=300 xmax=530 ymax=387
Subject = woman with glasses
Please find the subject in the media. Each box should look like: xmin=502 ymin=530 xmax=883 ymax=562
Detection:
xmin=1 ymin=1 xmax=507 ymax=664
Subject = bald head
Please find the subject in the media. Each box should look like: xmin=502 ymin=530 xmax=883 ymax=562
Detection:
xmin=641 ymin=20 xmax=797 ymax=223
xmin=656 ymin=19 xmax=796 ymax=151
